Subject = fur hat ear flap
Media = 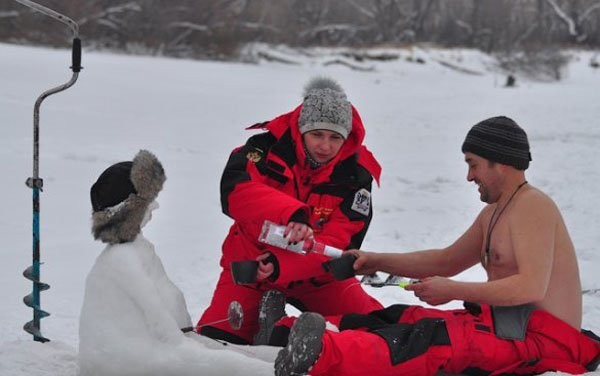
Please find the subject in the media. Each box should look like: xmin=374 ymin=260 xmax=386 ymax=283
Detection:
xmin=91 ymin=150 xmax=166 ymax=244
xmin=130 ymin=150 xmax=166 ymax=201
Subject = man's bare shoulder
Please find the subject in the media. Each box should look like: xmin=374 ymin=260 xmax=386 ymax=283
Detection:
xmin=517 ymin=185 xmax=560 ymax=216
xmin=474 ymin=203 xmax=494 ymax=224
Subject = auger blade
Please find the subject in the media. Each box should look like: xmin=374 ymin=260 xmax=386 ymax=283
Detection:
xmin=23 ymin=321 xmax=50 ymax=343
xmin=23 ymin=267 xmax=50 ymax=291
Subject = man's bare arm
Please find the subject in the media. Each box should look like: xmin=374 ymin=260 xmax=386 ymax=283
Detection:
xmin=409 ymin=191 xmax=557 ymax=306
xmin=353 ymin=211 xmax=485 ymax=278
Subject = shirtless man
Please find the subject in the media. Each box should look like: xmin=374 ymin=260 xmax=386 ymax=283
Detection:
xmin=273 ymin=116 xmax=600 ymax=376
xmin=355 ymin=122 xmax=581 ymax=328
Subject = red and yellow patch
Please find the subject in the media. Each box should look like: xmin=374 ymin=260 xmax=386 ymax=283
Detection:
xmin=313 ymin=207 xmax=334 ymax=217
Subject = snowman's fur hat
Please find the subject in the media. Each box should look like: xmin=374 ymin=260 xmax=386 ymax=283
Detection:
xmin=90 ymin=150 xmax=165 ymax=244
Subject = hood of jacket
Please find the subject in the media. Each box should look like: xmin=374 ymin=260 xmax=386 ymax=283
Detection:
xmin=248 ymin=104 xmax=381 ymax=185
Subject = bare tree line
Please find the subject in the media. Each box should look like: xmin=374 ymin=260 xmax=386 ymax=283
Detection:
xmin=2 ymin=0 xmax=600 ymax=59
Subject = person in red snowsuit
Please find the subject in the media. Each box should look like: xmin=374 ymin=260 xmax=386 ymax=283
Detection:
xmin=273 ymin=116 xmax=600 ymax=375
xmin=196 ymin=77 xmax=383 ymax=344
xmin=276 ymin=303 xmax=599 ymax=376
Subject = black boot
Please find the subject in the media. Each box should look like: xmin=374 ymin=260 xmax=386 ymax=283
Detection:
xmin=253 ymin=290 xmax=286 ymax=345
xmin=274 ymin=312 xmax=325 ymax=376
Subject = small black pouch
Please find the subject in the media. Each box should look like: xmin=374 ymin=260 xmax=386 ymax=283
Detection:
xmin=230 ymin=260 xmax=259 ymax=284
xmin=322 ymin=254 xmax=357 ymax=280
xmin=491 ymin=303 xmax=535 ymax=341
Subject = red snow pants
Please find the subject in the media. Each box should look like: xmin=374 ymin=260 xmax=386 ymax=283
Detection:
xmin=309 ymin=304 xmax=600 ymax=375
xmin=196 ymin=268 xmax=383 ymax=344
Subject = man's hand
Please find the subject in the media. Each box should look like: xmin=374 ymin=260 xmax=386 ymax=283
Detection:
xmin=348 ymin=250 xmax=380 ymax=275
xmin=404 ymin=276 xmax=455 ymax=306
xmin=284 ymin=221 xmax=313 ymax=244
xmin=256 ymin=253 xmax=274 ymax=280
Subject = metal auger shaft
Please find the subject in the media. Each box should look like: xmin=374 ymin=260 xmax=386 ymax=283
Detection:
xmin=15 ymin=0 xmax=82 ymax=343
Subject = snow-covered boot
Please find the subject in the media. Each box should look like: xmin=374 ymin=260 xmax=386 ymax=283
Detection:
xmin=253 ymin=290 xmax=286 ymax=345
xmin=274 ymin=312 xmax=325 ymax=376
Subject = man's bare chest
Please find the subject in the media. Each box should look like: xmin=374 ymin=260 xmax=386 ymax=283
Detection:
xmin=483 ymin=220 xmax=518 ymax=277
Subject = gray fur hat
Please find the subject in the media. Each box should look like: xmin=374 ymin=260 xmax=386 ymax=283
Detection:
xmin=90 ymin=150 xmax=165 ymax=244
xmin=298 ymin=77 xmax=352 ymax=139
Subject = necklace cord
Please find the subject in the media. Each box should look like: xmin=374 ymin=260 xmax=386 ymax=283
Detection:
xmin=483 ymin=181 xmax=528 ymax=267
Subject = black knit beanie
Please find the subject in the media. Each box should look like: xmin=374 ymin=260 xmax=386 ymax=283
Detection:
xmin=461 ymin=116 xmax=532 ymax=170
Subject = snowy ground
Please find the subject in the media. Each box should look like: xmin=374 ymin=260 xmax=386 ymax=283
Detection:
xmin=1 ymin=42 xmax=599 ymax=375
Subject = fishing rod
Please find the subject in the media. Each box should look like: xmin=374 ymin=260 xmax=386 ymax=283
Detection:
xmin=15 ymin=0 xmax=82 ymax=343
xmin=360 ymin=273 xmax=419 ymax=288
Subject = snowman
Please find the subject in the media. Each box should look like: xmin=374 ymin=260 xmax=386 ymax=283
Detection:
xmin=79 ymin=150 xmax=272 ymax=375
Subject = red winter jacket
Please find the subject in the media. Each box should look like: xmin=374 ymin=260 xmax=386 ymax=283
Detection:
xmin=219 ymin=104 xmax=381 ymax=288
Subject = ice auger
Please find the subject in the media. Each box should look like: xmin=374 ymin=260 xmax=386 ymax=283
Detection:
xmin=15 ymin=0 xmax=82 ymax=343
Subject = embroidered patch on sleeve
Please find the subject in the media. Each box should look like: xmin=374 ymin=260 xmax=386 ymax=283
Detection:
xmin=351 ymin=188 xmax=371 ymax=216
xmin=246 ymin=150 xmax=262 ymax=163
